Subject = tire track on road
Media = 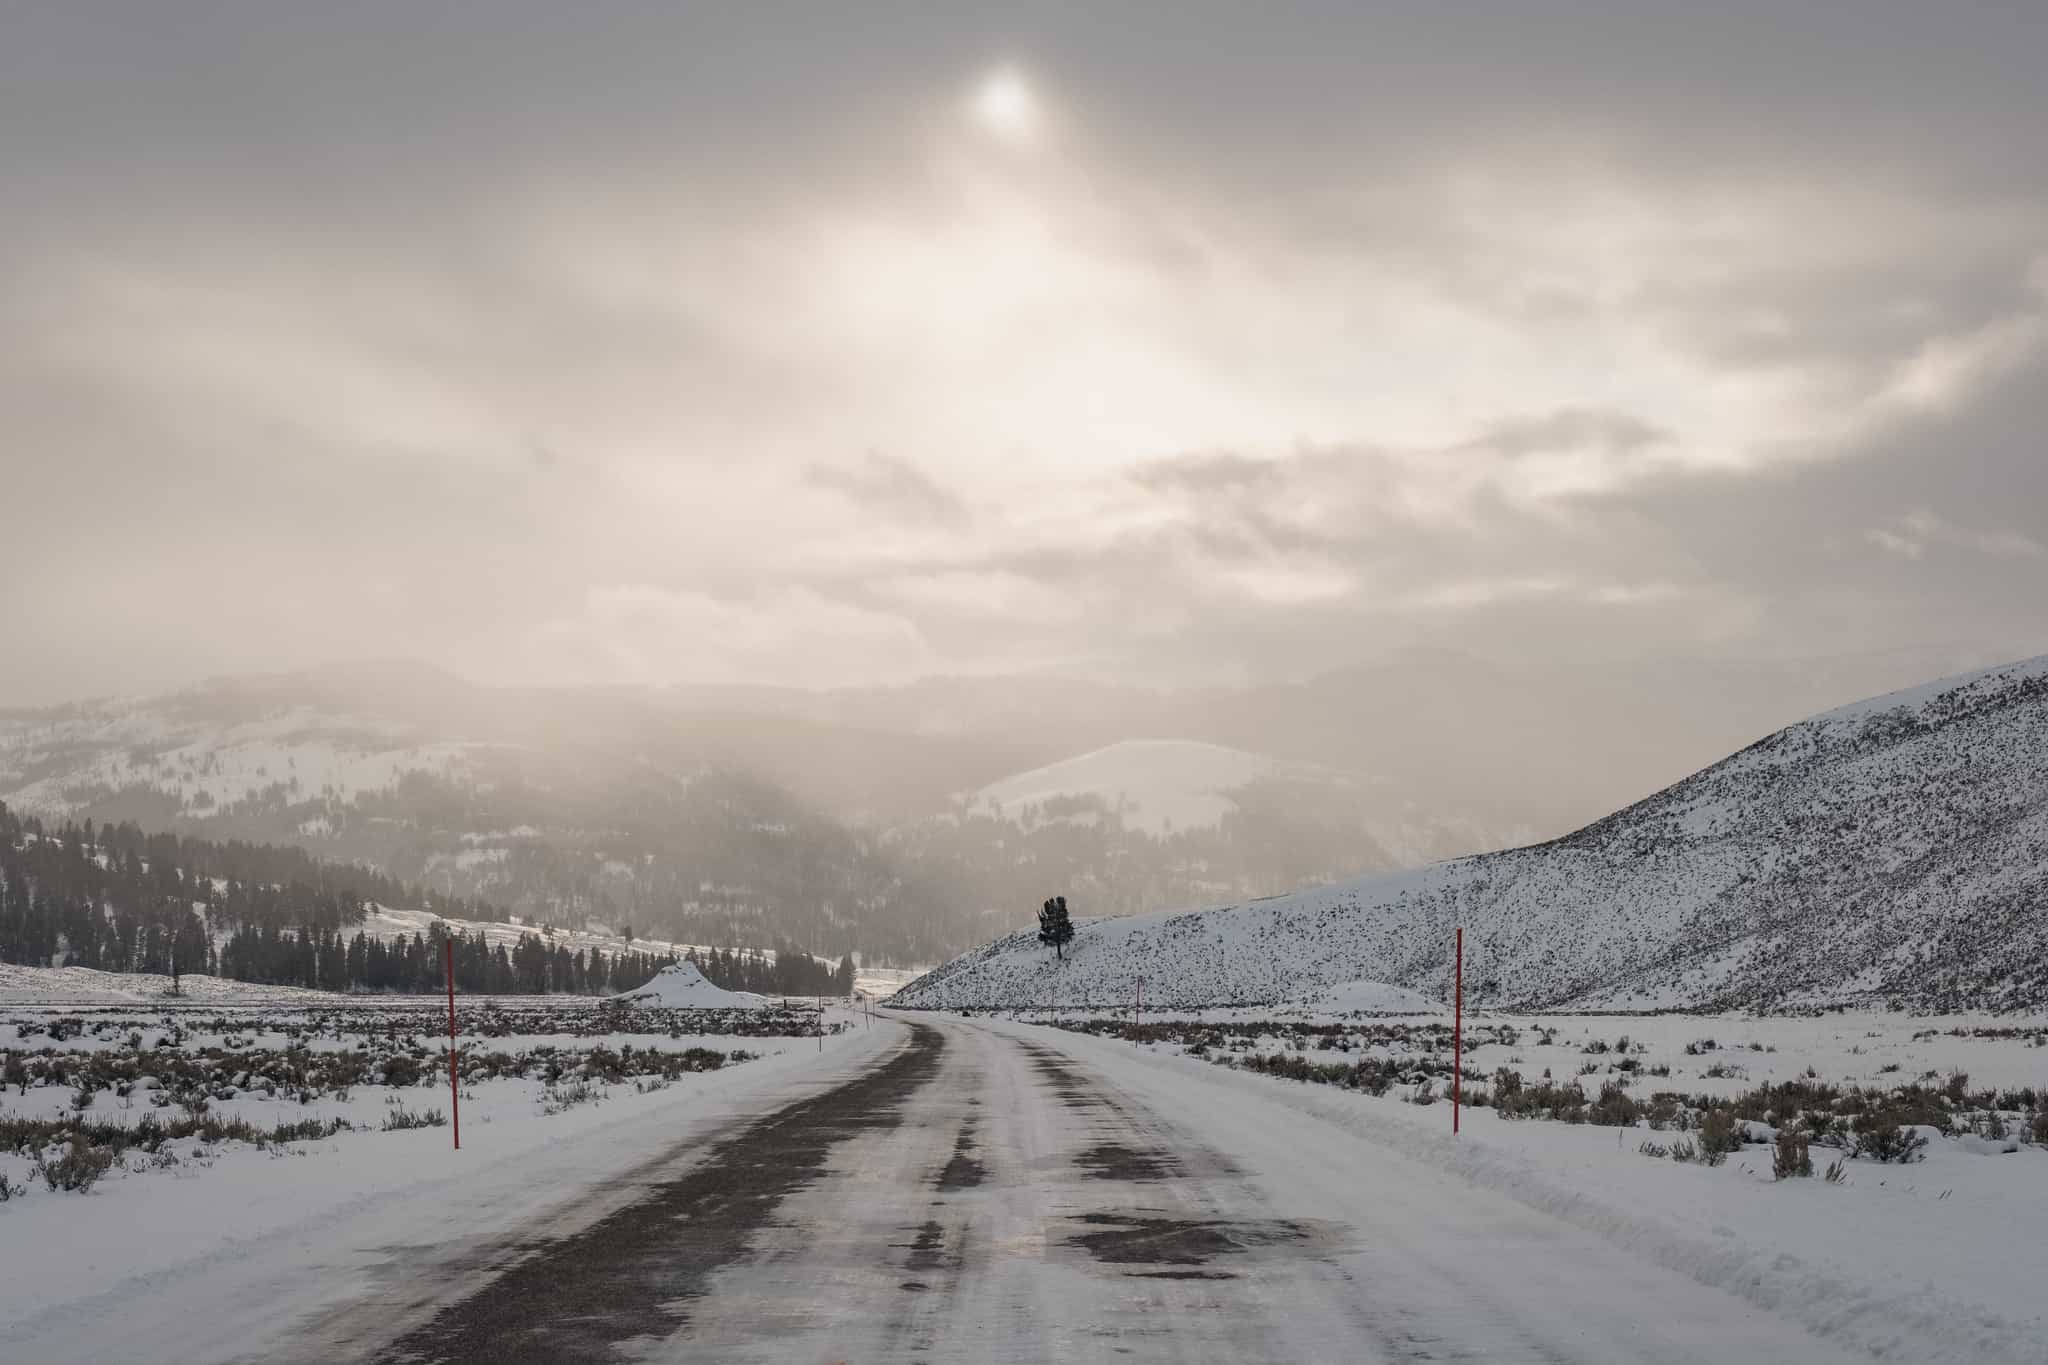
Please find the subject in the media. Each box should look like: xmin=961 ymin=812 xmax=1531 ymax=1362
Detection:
xmin=371 ymin=1024 xmax=944 ymax=1365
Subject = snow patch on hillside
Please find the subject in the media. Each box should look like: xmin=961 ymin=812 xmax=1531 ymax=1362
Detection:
xmin=357 ymin=904 xmax=753 ymax=969
xmin=0 ymin=701 xmax=474 ymax=817
xmin=970 ymin=739 xmax=1283 ymax=835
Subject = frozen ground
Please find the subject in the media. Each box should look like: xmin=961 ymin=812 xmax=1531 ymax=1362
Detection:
xmin=990 ymin=1005 xmax=2048 ymax=1362
xmin=0 ymin=991 xmax=878 ymax=1363
xmin=0 ymin=962 xmax=341 ymax=1006
xmin=5 ymin=994 xmax=2042 ymax=1362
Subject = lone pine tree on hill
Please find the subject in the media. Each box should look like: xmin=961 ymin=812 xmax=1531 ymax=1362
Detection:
xmin=1039 ymin=895 xmax=1075 ymax=960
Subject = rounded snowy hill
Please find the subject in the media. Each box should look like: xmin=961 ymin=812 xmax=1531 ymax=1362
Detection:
xmin=612 ymin=961 xmax=770 ymax=1009
xmin=969 ymin=739 xmax=1285 ymax=835
xmin=895 ymin=654 xmax=2048 ymax=1013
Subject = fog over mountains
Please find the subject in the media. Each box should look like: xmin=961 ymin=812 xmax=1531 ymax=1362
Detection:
xmin=0 ymin=645 xmax=2029 ymax=967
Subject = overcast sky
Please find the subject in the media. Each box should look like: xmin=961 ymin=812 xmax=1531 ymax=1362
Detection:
xmin=4 ymin=2 xmax=2046 ymax=707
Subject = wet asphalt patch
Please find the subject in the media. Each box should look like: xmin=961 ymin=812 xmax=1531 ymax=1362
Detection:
xmin=1065 ymin=1211 xmax=1338 ymax=1279
xmin=903 ymin=1219 xmax=949 ymax=1272
xmin=372 ymin=1024 xmax=945 ymax=1365
xmin=936 ymin=1118 xmax=986 ymax=1190
xmin=1021 ymin=1046 xmax=1108 ymax=1110
xmin=1075 ymin=1141 xmax=1181 ymax=1182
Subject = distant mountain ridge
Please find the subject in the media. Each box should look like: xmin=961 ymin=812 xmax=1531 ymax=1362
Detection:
xmin=893 ymin=654 xmax=2048 ymax=1012
xmin=0 ymin=662 xmax=1529 ymax=961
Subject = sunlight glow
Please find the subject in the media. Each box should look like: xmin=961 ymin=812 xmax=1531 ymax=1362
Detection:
xmin=972 ymin=67 xmax=1040 ymax=141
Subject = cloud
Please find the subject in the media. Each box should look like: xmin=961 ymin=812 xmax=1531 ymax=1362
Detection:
xmin=2 ymin=3 xmax=2047 ymax=713
xmin=524 ymin=585 xmax=937 ymax=689
xmin=806 ymin=452 xmax=968 ymax=524
xmin=1865 ymin=512 xmax=2046 ymax=563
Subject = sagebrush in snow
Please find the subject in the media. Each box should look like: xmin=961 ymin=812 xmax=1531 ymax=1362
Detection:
xmin=1853 ymin=1116 xmax=1927 ymax=1163
xmin=33 ymin=1138 xmax=116 ymax=1193
xmin=1773 ymin=1130 xmax=1813 ymax=1179
xmin=380 ymin=1103 xmax=447 ymax=1131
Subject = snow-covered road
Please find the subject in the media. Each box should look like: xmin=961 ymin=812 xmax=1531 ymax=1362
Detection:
xmin=339 ymin=1012 xmax=1864 ymax=1363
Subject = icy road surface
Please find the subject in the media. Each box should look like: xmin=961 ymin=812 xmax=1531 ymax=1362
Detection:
xmin=343 ymin=1014 xmax=1860 ymax=1364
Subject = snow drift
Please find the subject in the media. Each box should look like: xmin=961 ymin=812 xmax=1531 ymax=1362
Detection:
xmin=894 ymin=654 xmax=2048 ymax=1012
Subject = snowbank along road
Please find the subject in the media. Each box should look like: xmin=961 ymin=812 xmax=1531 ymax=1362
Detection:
xmin=323 ymin=1012 xmax=1865 ymax=1364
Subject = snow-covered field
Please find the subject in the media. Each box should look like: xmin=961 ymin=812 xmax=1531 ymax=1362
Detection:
xmin=852 ymin=962 xmax=927 ymax=999
xmin=0 ymin=989 xmax=883 ymax=1361
xmin=8 ymin=987 xmax=2045 ymax=1362
xmin=973 ymin=1004 xmax=2048 ymax=1362
xmin=0 ymin=962 xmax=342 ymax=1006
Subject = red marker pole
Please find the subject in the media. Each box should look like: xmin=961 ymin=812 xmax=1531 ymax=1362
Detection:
xmin=445 ymin=937 xmax=461 ymax=1151
xmin=1452 ymin=927 xmax=1463 ymax=1137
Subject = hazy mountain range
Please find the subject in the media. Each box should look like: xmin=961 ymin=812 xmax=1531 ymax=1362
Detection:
xmin=0 ymin=645 xmax=2024 ymax=965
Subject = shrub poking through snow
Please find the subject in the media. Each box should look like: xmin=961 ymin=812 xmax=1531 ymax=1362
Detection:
xmin=1589 ymin=1080 xmax=1640 ymax=1127
xmin=541 ymin=1080 xmax=599 ymax=1114
xmin=381 ymin=1103 xmax=447 ymax=1131
xmin=1854 ymin=1115 xmax=1927 ymax=1163
xmin=1698 ymin=1109 xmax=1740 ymax=1165
xmin=1773 ymin=1129 xmax=1814 ymax=1179
xmin=33 ymin=1138 xmax=117 ymax=1193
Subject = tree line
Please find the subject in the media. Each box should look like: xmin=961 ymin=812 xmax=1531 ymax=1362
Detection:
xmin=683 ymin=942 xmax=856 ymax=998
xmin=0 ymin=802 xmax=850 ymax=997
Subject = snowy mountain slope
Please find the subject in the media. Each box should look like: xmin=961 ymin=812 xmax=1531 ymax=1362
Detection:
xmin=356 ymin=904 xmax=737 ymax=967
xmin=0 ymin=700 xmax=477 ymax=817
xmin=0 ymin=667 xmax=962 ymax=961
xmin=894 ymin=654 xmax=2048 ymax=1012
xmin=969 ymin=740 xmax=1287 ymax=835
xmin=959 ymin=737 xmax=1502 ymax=866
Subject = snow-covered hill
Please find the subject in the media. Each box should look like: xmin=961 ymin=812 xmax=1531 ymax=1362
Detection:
xmin=0 ymin=699 xmax=476 ymax=818
xmin=969 ymin=740 xmax=1286 ymax=835
xmin=356 ymin=904 xmax=731 ymax=966
xmin=0 ymin=665 xmax=963 ymax=961
xmin=894 ymin=655 xmax=2048 ymax=1012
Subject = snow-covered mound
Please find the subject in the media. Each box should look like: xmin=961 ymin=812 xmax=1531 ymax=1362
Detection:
xmin=613 ymin=961 xmax=770 ymax=1009
xmin=970 ymin=739 xmax=1285 ymax=835
xmin=895 ymin=654 xmax=2048 ymax=1012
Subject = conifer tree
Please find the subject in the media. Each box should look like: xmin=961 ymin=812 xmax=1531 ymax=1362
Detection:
xmin=1038 ymin=895 xmax=1075 ymax=960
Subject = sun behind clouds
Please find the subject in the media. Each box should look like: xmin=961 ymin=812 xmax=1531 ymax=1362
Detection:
xmin=971 ymin=66 xmax=1040 ymax=142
